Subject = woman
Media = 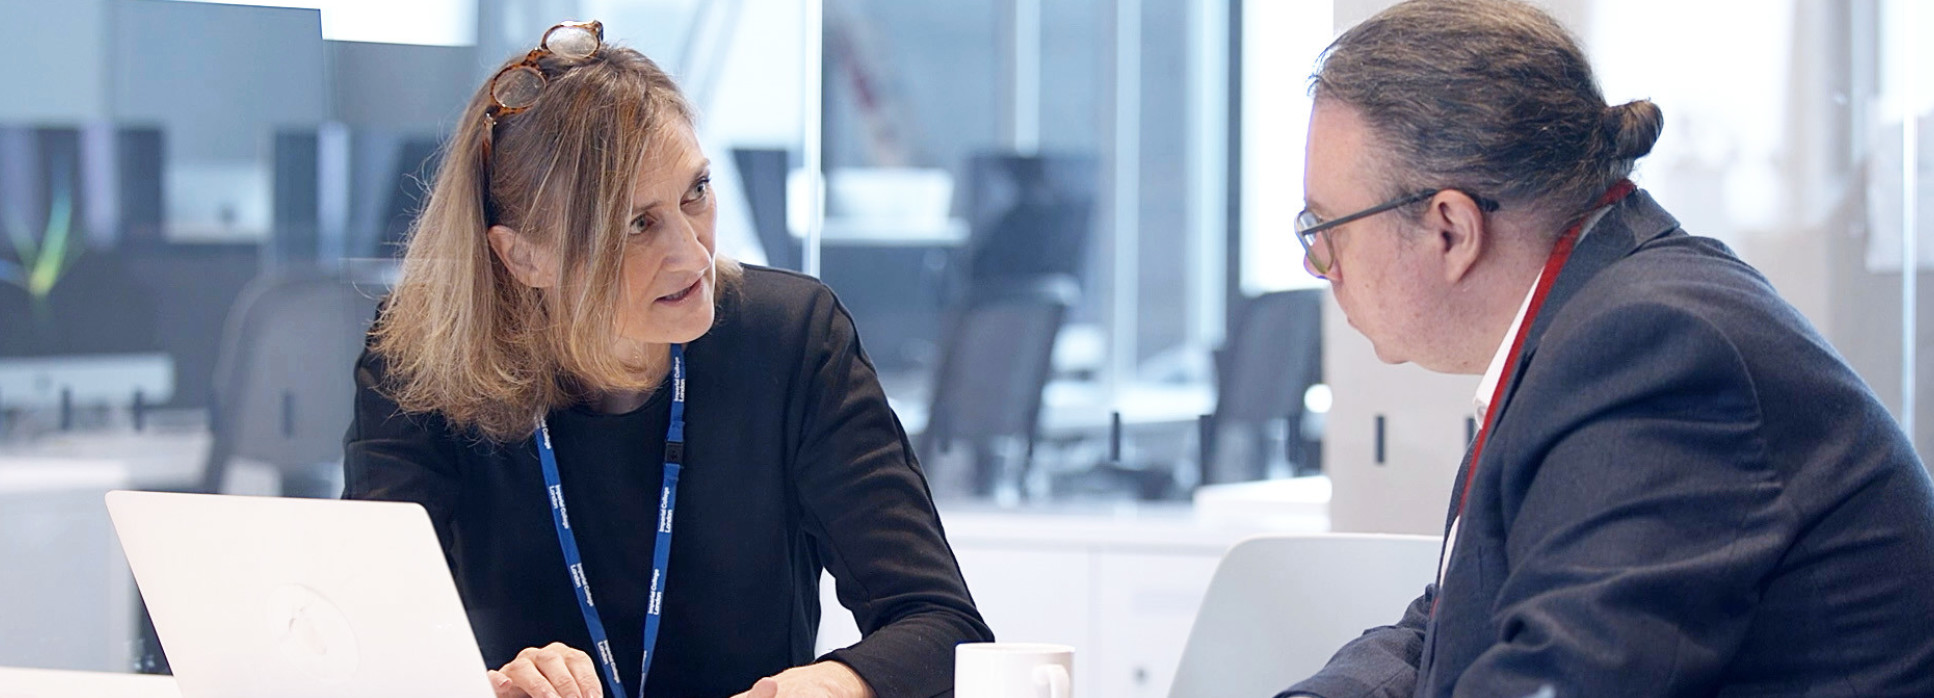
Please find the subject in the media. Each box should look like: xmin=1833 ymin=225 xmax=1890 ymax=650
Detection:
xmin=344 ymin=21 xmax=990 ymax=698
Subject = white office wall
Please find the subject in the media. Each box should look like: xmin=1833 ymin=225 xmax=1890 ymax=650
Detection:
xmin=0 ymin=0 xmax=112 ymax=123
xmin=107 ymin=1 xmax=329 ymax=241
xmin=109 ymin=2 xmax=329 ymax=162
xmin=1322 ymin=297 xmax=1472 ymax=535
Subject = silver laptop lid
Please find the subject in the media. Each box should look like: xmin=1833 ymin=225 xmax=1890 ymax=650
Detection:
xmin=105 ymin=491 xmax=492 ymax=698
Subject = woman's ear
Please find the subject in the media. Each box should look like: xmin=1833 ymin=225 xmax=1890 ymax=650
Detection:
xmin=486 ymin=225 xmax=561 ymax=288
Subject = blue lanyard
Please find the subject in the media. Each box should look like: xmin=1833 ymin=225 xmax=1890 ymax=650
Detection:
xmin=534 ymin=344 xmax=686 ymax=698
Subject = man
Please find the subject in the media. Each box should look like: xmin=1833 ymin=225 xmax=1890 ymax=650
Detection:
xmin=1280 ymin=1 xmax=1934 ymax=696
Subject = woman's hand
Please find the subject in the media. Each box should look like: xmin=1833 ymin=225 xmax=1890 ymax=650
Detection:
xmin=487 ymin=642 xmax=605 ymax=698
xmin=729 ymin=661 xmax=876 ymax=698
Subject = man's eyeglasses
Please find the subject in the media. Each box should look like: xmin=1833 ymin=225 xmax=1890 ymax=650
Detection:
xmin=479 ymin=20 xmax=603 ymax=220
xmin=1295 ymin=189 xmax=1500 ymax=278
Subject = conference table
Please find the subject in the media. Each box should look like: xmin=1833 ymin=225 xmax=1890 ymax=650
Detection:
xmin=0 ymin=666 xmax=180 ymax=698
xmin=0 ymin=424 xmax=1332 ymax=698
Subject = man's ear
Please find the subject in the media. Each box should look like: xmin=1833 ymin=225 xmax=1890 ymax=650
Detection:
xmin=1425 ymin=191 xmax=1489 ymax=284
xmin=486 ymin=224 xmax=560 ymax=289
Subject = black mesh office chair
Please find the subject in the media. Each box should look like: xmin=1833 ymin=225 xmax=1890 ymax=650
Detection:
xmin=132 ymin=271 xmax=381 ymax=673
xmin=959 ymin=152 xmax=1098 ymax=302
xmin=732 ymin=147 xmax=800 ymax=271
xmin=201 ymin=272 xmax=381 ymax=497
xmin=376 ymin=136 xmax=444 ymax=255
xmin=0 ymin=283 xmax=33 ymax=356
xmin=1201 ymin=289 xmax=1324 ymax=484
xmin=918 ymin=277 xmax=1073 ymax=500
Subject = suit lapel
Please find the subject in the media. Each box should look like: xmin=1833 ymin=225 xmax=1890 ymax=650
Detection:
xmin=1418 ymin=193 xmax=1680 ymax=694
xmin=1482 ymin=191 xmax=1682 ymax=439
xmin=1445 ymin=438 xmax=1477 ymax=533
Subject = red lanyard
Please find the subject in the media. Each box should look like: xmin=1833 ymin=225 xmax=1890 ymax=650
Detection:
xmin=1453 ymin=180 xmax=1636 ymax=524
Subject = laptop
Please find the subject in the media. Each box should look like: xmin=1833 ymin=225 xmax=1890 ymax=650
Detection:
xmin=105 ymin=490 xmax=494 ymax=698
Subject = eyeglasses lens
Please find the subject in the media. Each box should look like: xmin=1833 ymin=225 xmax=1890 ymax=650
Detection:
xmin=545 ymin=26 xmax=600 ymax=60
xmin=491 ymin=66 xmax=546 ymax=111
xmin=1294 ymin=212 xmax=1330 ymax=273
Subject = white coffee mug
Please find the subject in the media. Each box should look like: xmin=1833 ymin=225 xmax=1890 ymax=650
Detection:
xmin=954 ymin=642 xmax=1074 ymax=698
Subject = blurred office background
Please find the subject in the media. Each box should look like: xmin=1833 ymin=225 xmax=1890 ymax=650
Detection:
xmin=0 ymin=0 xmax=1928 ymax=694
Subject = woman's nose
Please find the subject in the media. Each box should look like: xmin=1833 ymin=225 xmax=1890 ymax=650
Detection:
xmin=663 ymin=217 xmax=712 ymax=269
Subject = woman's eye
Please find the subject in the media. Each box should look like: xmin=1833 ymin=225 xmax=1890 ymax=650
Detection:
xmin=630 ymin=215 xmax=652 ymax=233
xmin=684 ymin=176 xmax=711 ymax=205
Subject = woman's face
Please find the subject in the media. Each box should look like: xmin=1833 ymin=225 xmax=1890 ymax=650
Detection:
xmin=613 ymin=119 xmax=718 ymax=353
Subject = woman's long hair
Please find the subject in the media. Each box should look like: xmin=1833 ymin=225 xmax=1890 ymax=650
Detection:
xmin=371 ymin=38 xmax=736 ymax=442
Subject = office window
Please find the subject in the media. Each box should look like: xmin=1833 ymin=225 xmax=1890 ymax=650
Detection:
xmin=1238 ymin=0 xmax=1331 ymax=294
xmin=172 ymin=0 xmax=477 ymax=46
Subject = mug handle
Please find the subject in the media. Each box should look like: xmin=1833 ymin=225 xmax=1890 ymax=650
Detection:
xmin=1033 ymin=664 xmax=1071 ymax=698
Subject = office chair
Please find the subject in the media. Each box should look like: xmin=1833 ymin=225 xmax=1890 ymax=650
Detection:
xmin=732 ymin=147 xmax=801 ymax=271
xmin=918 ymin=277 xmax=1073 ymax=500
xmin=1201 ymin=289 xmax=1324 ymax=484
xmin=376 ymin=136 xmax=444 ymax=255
xmin=200 ymin=271 xmax=381 ymax=498
xmin=131 ymin=269 xmax=353 ymax=677
xmin=0 ymin=282 xmax=33 ymax=356
xmin=128 ymin=268 xmax=365 ymax=675
xmin=1168 ymin=533 xmax=1441 ymax=698
xmin=959 ymin=152 xmax=1098 ymax=302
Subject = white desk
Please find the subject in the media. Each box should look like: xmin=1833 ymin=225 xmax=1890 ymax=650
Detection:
xmin=0 ymin=667 xmax=180 ymax=698
xmin=0 ymin=429 xmax=1324 ymax=695
xmin=0 ymin=461 xmax=140 ymax=673
xmin=1039 ymin=380 xmax=1216 ymax=435
xmin=890 ymin=379 xmax=1217 ymax=439
xmin=817 ymin=217 xmax=969 ymax=247
xmin=0 ymin=354 xmax=175 ymax=410
xmin=819 ymin=493 xmax=1328 ymax=698
xmin=0 ymin=432 xmax=210 ymax=490
xmin=0 ymin=431 xmax=271 ymax=674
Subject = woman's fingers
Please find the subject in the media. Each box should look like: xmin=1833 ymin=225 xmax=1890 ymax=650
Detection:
xmin=489 ymin=669 xmax=530 ymax=698
xmin=729 ymin=676 xmax=781 ymax=698
xmin=529 ymin=648 xmax=584 ymax=698
xmin=556 ymin=643 xmax=604 ymax=698
xmin=499 ymin=655 xmax=562 ymax=698
xmin=494 ymin=643 xmax=604 ymax=698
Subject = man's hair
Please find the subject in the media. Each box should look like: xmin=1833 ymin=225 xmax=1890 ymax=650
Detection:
xmin=1313 ymin=0 xmax=1663 ymax=227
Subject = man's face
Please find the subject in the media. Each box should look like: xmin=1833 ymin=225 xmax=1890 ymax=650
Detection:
xmin=1303 ymin=99 xmax=1456 ymax=368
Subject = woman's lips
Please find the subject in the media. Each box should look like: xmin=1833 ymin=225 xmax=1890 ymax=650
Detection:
xmin=656 ymin=277 xmax=702 ymax=304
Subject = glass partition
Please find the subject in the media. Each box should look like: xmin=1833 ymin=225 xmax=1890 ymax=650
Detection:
xmin=4 ymin=0 xmax=1930 ymax=688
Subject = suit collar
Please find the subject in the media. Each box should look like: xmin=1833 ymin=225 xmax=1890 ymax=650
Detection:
xmin=1486 ymin=190 xmax=1680 ymax=428
xmin=1520 ymin=189 xmax=1680 ymax=355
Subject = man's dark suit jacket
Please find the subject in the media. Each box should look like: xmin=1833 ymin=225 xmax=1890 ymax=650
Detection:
xmin=1284 ymin=191 xmax=1934 ymax=697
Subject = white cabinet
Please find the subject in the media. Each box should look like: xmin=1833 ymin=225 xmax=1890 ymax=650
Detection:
xmin=952 ymin=545 xmax=1098 ymax=687
xmin=819 ymin=507 xmax=1323 ymax=696
xmin=1088 ymin=552 xmax=1222 ymax=697
xmin=953 ymin=545 xmax=1095 ymax=653
xmin=1321 ymin=299 xmax=1472 ymax=535
xmin=0 ymin=462 xmax=137 ymax=672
